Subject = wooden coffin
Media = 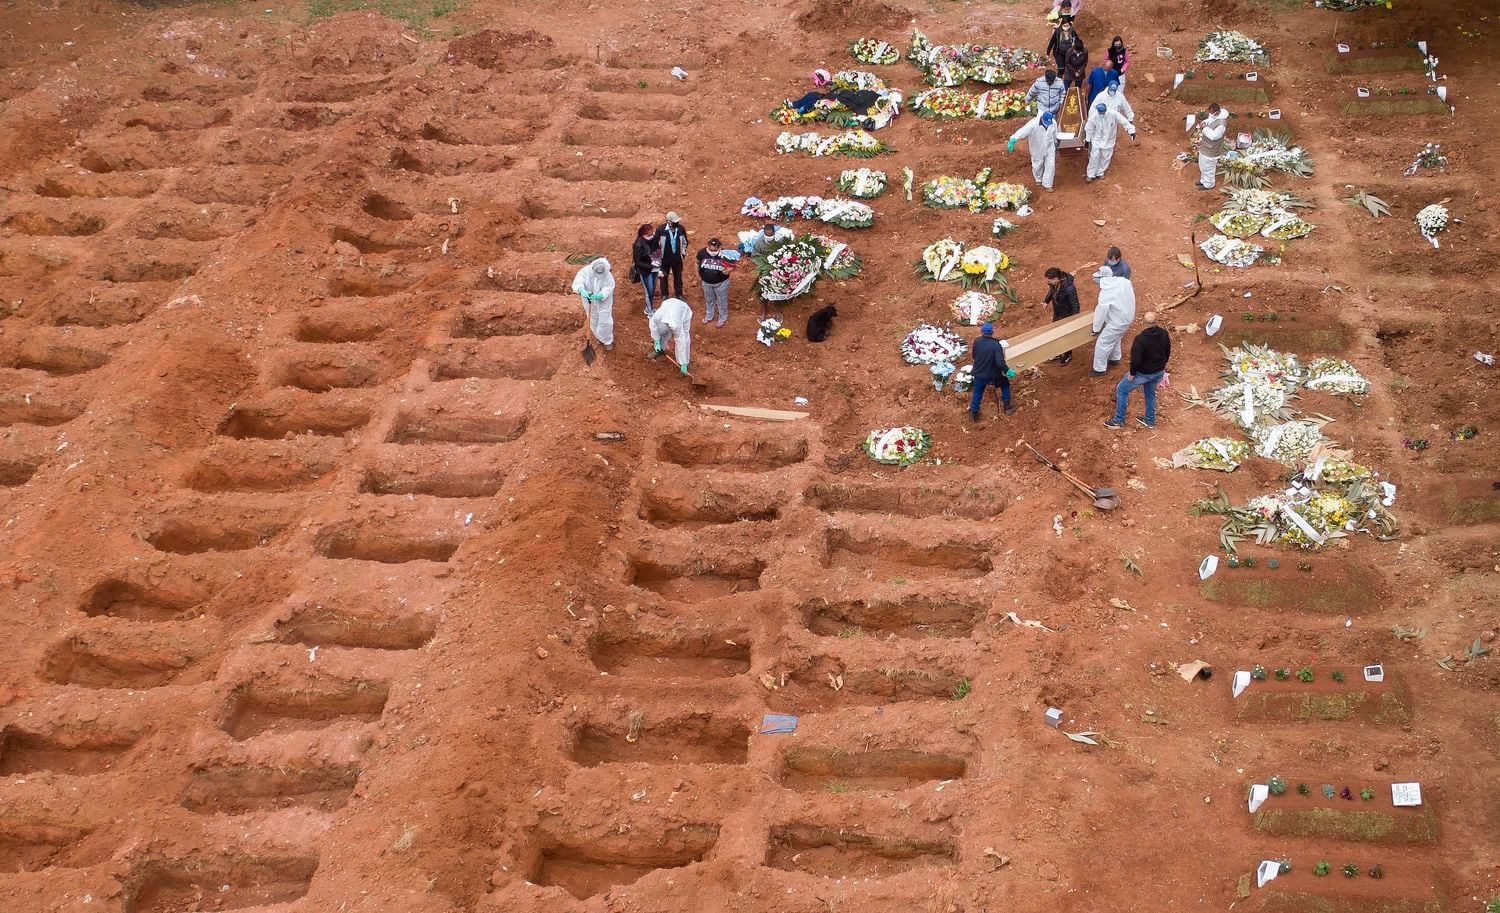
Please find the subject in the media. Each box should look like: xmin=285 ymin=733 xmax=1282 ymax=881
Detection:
xmin=1001 ymin=309 xmax=1098 ymax=370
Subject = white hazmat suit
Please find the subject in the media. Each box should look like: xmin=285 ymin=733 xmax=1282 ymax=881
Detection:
xmin=570 ymin=257 xmax=616 ymax=347
xmin=1090 ymin=271 xmax=1137 ymax=373
xmin=1198 ymin=112 xmax=1228 ymax=189
xmin=649 ymin=297 xmax=693 ymax=371
xmin=1008 ymin=113 xmax=1059 ymax=190
xmin=1102 ymin=83 xmax=1134 ymax=121
xmin=1083 ymin=105 xmax=1135 ymax=180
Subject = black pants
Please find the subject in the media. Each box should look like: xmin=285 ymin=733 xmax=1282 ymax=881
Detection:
xmin=659 ymin=260 xmax=684 ymax=299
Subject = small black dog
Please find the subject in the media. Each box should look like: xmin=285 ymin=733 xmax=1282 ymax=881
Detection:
xmin=806 ymin=305 xmax=838 ymax=342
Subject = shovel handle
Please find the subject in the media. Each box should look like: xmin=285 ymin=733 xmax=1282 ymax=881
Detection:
xmin=1024 ymin=443 xmax=1058 ymax=470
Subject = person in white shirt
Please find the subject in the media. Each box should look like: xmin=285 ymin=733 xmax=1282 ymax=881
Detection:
xmin=1197 ymin=104 xmax=1229 ymax=190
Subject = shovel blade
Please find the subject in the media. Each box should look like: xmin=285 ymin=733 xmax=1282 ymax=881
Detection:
xmin=1093 ymin=496 xmax=1120 ymax=510
xmin=582 ymin=341 xmax=596 ymax=365
xmin=1093 ymin=487 xmax=1118 ymax=498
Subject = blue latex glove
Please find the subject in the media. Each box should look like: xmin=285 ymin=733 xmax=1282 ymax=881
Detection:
xmin=653 ymin=339 xmax=663 ymax=353
xmin=1006 ymin=139 xmax=1017 ymax=153
xmin=1005 ymin=367 xmax=1017 ymax=378
xmin=680 ymin=362 xmax=689 ymax=375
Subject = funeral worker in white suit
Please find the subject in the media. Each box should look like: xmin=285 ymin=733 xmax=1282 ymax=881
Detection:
xmin=1006 ymin=109 xmax=1059 ymax=192
xmin=1101 ymin=79 xmax=1134 ymax=121
xmin=1089 ymin=266 xmax=1137 ymax=376
xmin=1083 ymin=101 xmax=1135 ymax=182
xmin=1196 ymin=103 xmax=1229 ymax=190
xmin=648 ymin=297 xmax=693 ymax=374
xmin=570 ymin=257 xmax=615 ymax=350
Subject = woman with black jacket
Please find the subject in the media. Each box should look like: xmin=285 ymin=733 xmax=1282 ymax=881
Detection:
xmin=631 ymin=223 xmax=661 ymax=316
xmin=1046 ymin=21 xmax=1081 ymax=73
xmin=1043 ymin=267 xmax=1081 ymax=365
xmin=1108 ymin=36 xmax=1129 ymax=81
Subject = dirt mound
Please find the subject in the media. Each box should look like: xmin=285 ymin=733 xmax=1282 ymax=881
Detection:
xmin=290 ymin=12 xmax=416 ymax=75
xmin=444 ymin=28 xmax=557 ymax=72
xmin=795 ymin=0 xmax=913 ymax=32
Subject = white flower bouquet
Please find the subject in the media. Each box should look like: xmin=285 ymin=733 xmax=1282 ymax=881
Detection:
xmin=1173 ymin=436 xmax=1250 ymax=472
xmin=1225 ymin=343 xmax=1304 ymax=388
xmin=901 ymin=323 xmax=967 ymax=365
xmin=991 ymin=216 xmax=1017 ymax=238
xmin=863 ymin=426 xmax=933 ymax=466
xmin=950 ymin=291 xmax=1001 ymax=325
xmin=980 ymin=181 xmax=1031 ymax=210
xmin=835 ymin=168 xmax=888 ymax=198
xmin=849 ymin=38 xmax=900 ymax=65
xmin=1195 ymin=29 xmax=1267 ymax=63
xmin=919 ymin=239 xmax=966 ymax=281
xmin=1256 ymin=420 xmax=1328 ymax=467
xmin=1304 ymin=357 xmax=1369 ymax=395
xmin=1415 ymin=203 xmax=1448 ymax=248
xmin=1200 ymin=233 xmax=1264 ymax=268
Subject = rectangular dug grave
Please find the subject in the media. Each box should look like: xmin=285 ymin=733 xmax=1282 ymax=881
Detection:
xmin=765 ymin=825 xmax=955 ymax=878
xmin=780 ymin=747 xmax=967 ymax=792
xmin=801 ymin=596 xmax=983 ymax=639
xmin=123 ymin=855 xmax=319 ymax=913
xmin=823 ymin=529 xmax=992 ymax=580
xmin=1255 ymin=858 xmax=1444 ymax=913
xmin=529 ymin=825 xmax=718 ymax=900
xmin=221 ymin=681 xmax=389 ymax=740
xmin=805 ymin=481 xmax=1008 ymax=520
xmin=588 ymin=630 xmax=750 ymax=679
xmin=655 ymin=430 xmax=808 ymax=471
xmin=627 ymin=557 xmax=764 ymax=601
xmin=180 ymin=762 xmax=361 ymax=815
xmin=569 ymin=714 xmax=749 ymax=767
xmin=0 ymin=727 xmax=138 ymax=776
xmin=1200 ymin=562 xmax=1376 ymax=614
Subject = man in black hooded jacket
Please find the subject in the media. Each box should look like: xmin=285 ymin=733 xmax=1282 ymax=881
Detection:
xmin=1043 ymin=266 xmax=1081 ymax=365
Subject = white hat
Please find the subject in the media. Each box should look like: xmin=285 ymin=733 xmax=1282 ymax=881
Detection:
xmin=666 ymin=212 xmax=681 ymax=223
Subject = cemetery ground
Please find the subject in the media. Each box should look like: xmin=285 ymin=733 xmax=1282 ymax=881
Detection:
xmin=0 ymin=0 xmax=1495 ymax=911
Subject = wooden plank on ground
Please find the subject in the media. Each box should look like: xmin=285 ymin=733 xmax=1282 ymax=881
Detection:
xmin=700 ymin=404 xmax=809 ymax=421
xmin=1001 ymin=309 xmax=1098 ymax=370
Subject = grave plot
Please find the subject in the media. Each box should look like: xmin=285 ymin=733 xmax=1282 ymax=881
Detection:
xmin=567 ymin=711 xmax=751 ymax=767
xmin=1200 ymin=561 xmax=1380 ymax=615
xmin=1231 ymin=665 xmax=1410 ymax=724
xmin=449 ymin=293 xmax=584 ymax=339
xmin=1373 ymin=314 xmax=1496 ymax=472
xmin=123 ymin=200 xmax=253 ymax=244
xmin=1414 ymin=477 xmax=1500 ymax=527
xmin=2 ymin=203 xmax=110 ymax=238
xmin=385 ymin=381 xmax=529 ymax=445
xmin=168 ymin=164 xmax=294 ymax=207
xmin=778 ymin=746 xmax=968 ymax=792
xmin=39 ymin=633 xmax=202 ymax=690
xmin=425 ymin=335 xmax=565 ymax=382
xmin=313 ymin=517 xmax=464 ymax=565
xmin=0 ymin=388 xmax=87 ymax=428
xmin=146 ymin=514 xmax=293 ymax=556
xmin=1248 ymin=777 xmax=1436 ymax=844
xmin=805 ymin=479 xmax=1009 ymax=520
xmin=0 ymin=724 xmax=140 ymax=777
xmin=179 ymin=761 xmax=361 ymax=815
xmin=1242 ymin=856 xmax=1443 ymax=913
xmin=264 ymin=347 xmax=391 ymax=393
xmin=1 ymin=327 xmax=114 ymax=377
xmin=524 ymin=824 xmax=720 ymax=900
xmin=274 ymin=605 xmax=435 ymax=652
xmin=588 ymin=627 xmax=751 ymax=680
xmin=764 ymin=656 xmax=969 ymax=714
xmin=0 ymin=821 xmax=103 ymax=873
xmin=654 ymin=428 xmax=810 ymax=473
xmin=385 ymin=143 xmax=515 ymax=178
xmin=39 ymin=278 xmax=174 ymax=328
xmin=121 ymin=854 xmax=320 ymax=913
xmin=637 ymin=484 xmax=782 ymax=530
xmin=820 ymin=527 xmax=993 ymax=581
xmin=1342 ymin=184 xmax=1486 ymax=274
xmin=219 ymin=679 xmax=390 ymax=741
xmin=479 ymin=253 xmax=580 ymax=295
xmin=798 ymin=594 xmax=985 ymax=639
xmin=217 ymin=392 xmax=374 ymax=440
xmin=358 ymin=446 xmax=508 ymax=498
xmin=181 ymin=438 xmax=346 ymax=495
xmin=626 ymin=555 xmax=765 ymax=601
xmin=764 ymin=825 xmax=957 ymax=878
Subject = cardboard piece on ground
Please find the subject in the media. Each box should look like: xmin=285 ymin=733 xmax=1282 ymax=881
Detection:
xmin=1000 ymin=309 xmax=1097 ymax=370
xmin=1178 ymin=659 xmax=1210 ymax=681
xmin=759 ymin=713 xmax=799 ymax=734
xmin=701 ymin=404 xmax=809 ymax=421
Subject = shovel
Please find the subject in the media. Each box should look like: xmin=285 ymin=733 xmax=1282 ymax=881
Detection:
xmin=580 ymin=296 xmax=597 ymax=365
xmin=1024 ymin=443 xmax=1120 ymax=510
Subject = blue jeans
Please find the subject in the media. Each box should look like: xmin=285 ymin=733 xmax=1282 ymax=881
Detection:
xmin=969 ymin=376 xmax=1011 ymax=414
xmin=640 ymin=273 xmax=657 ymax=315
xmin=1112 ymin=369 xmax=1164 ymax=424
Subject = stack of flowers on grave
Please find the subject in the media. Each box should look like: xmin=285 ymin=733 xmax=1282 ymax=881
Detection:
xmin=863 ymin=426 xmax=934 ymax=466
xmin=1179 ymin=343 xmax=1397 ymax=552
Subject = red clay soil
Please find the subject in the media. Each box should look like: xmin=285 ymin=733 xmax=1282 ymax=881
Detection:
xmin=0 ymin=0 xmax=1497 ymax=912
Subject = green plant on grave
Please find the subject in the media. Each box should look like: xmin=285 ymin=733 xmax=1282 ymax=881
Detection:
xmin=1251 ymin=664 xmax=1268 ymax=680
xmin=1322 ymin=784 xmax=1336 ymax=799
xmin=1297 ymin=782 xmax=1310 ymax=795
xmin=1267 ymin=776 xmax=1288 ymax=796
xmin=1360 ymin=787 xmax=1374 ymax=800
xmin=1369 ymin=865 xmax=1383 ymax=879
xmin=826 ymin=780 xmax=850 ymax=793
xmin=1331 ymin=669 xmax=1346 ymax=683
xmin=637 ymin=79 xmax=648 ymax=88
xmin=1297 ymin=560 xmax=1312 ymax=572
xmin=1342 ymin=863 xmax=1360 ymax=878
xmin=1295 ymin=666 xmax=1314 ymax=683
xmin=1274 ymin=667 xmax=1291 ymax=681
xmin=952 ymin=678 xmax=972 ymax=701
xmin=1241 ymin=555 xmax=1258 ymax=568
xmin=1486 ymin=896 xmax=1499 ymax=913
xmin=1313 ymin=861 xmax=1331 ymax=877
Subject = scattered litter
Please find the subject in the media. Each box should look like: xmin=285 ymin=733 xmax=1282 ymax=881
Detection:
xmin=1062 ymin=730 xmax=1100 ymax=745
xmin=1232 ymin=669 xmax=1251 ymax=697
xmin=1108 ymin=597 xmax=1135 ymax=611
xmin=760 ymin=713 xmax=798 ymax=734
xmin=1205 ymin=314 xmax=1223 ymax=336
xmin=1052 ymin=514 xmax=1064 ymax=537
xmin=1199 ymin=555 xmax=1219 ymax=579
xmin=1476 ymin=352 xmax=1495 ymax=365
xmin=448 ymin=198 xmax=459 ymax=214
xmin=307 ymin=647 xmax=318 ymax=662
xmin=1092 ymin=219 xmax=1107 ymax=227
xmin=593 ymin=431 xmax=626 ymax=442
xmin=1243 ymin=291 xmax=1253 ymax=298
xmin=1176 ymin=254 xmax=1196 ymax=269
xmin=794 ymin=396 xmax=810 ymax=406
xmin=1005 ymin=611 xmax=1056 ymax=632
xmin=1256 ymin=860 xmax=1284 ymax=888
xmin=1178 ymin=660 xmax=1212 ymax=681
xmin=982 ymin=848 xmax=1011 ymax=869
xmin=1043 ymin=707 xmax=1064 ymax=727
xmin=670 ymin=66 xmax=689 ymax=80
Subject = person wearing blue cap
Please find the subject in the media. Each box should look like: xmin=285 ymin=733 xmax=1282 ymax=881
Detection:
xmin=1102 ymin=80 xmax=1134 ymax=121
xmin=1007 ymin=109 xmax=1060 ymax=191
xmin=1083 ymin=100 xmax=1135 ymax=182
xmin=967 ymin=322 xmax=1017 ymax=421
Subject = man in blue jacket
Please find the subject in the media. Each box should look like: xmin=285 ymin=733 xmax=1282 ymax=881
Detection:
xmin=1086 ymin=59 xmax=1117 ymax=108
xmin=969 ymin=322 xmax=1018 ymax=421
